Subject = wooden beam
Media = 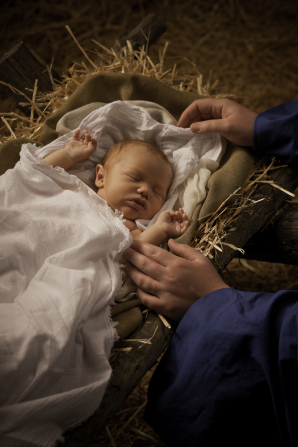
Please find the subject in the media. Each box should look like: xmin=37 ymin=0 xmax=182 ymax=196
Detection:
xmin=113 ymin=14 xmax=167 ymax=52
xmin=240 ymin=201 xmax=298 ymax=265
xmin=213 ymin=165 xmax=298 ymax=272
xmin=0 ymin=42 xmax=59 ymax=116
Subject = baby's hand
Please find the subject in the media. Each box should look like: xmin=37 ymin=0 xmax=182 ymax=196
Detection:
xmin=64 ymin=129 xmax=97 ymax=163
xmin=156 ymin=208 xmax=189 ymax=239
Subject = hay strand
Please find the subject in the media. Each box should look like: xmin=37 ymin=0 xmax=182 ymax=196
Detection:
xmin=157 ymin=313 xmax=171 ymax=328
xmin=105 ymin=425 xmax=117 ymax=447
xmin=1 ymin=117 xmax=17 ymax=139
xmin=258 ymin=180 xmax=295 ymax=197
xmin=65 ymin=25 xmax=98 ymax=69
xmin=123 ymin=326 xmax=158 ymax=345
xmin=30 ymin=79 xmax=38 ymax=123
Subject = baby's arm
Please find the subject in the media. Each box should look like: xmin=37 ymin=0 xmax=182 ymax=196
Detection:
xmin=119 ymin=209 xmax=188 ymax=264
xmin=44 ymin=130 xmax=97 ymax=169
xmin=133 ymin=208 xmax=189 ymax=246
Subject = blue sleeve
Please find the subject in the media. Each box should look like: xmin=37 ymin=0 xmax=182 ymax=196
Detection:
xmin=145 ymin=288 xmax=298 ymax=447
xmin=253 ymin=99 xmax=298 ymax=168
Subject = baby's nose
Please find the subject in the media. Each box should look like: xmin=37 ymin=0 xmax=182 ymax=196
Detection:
xmin=137 ymin=185 xmax=150 ymax=198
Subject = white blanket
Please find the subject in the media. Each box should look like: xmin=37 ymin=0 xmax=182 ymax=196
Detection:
xmin=0 ymin=101 xmax=224 ymax=446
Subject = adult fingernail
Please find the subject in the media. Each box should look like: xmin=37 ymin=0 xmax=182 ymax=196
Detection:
xmin=191 ymin=123 xmax=200 ymax=133
xmin=124 ymin=261 xmax=131 ymax=270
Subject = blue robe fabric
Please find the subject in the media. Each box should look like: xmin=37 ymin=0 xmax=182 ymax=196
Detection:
xmin=254 ymin=99 xmax=298 ymax=168
xmin=145 ymin=100 xmax=298 ymax=446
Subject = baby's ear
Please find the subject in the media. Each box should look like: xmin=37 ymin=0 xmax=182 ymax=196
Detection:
xmin=95 ymin=164 xmax=105 ymax=188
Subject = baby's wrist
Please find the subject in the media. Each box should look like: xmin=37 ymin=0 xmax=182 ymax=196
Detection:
xmin=154 ymin=222 xmax=168 ymax=239
xmin=63 ymin=148 xmax=76 ymax=164
xmin=44 ymin=148 xmax=75 ymax=170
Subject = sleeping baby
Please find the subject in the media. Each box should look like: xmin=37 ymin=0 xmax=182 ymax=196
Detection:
xmin=44 ymin=129 xmax=189 ymax=247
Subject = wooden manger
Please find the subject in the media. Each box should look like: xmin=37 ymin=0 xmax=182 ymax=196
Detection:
xmin=1 ymin=13 xmax=298 ymax=445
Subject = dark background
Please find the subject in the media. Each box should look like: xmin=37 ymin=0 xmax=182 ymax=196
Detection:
xmin=2 ymin=0 xmax=298 ymax=111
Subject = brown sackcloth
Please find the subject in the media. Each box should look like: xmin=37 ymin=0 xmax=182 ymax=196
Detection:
xmin=0 ymin=73 xmax=258 ymax=338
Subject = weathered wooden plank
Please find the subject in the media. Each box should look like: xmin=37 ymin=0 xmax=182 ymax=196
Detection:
xmin=0 ymin=42 xmax=59 ymax=115
xmin=241 ymin=201 xmax=298 ymax=265
xmin=214 ymin=165 xmax=298 ymax=272
xmin=113 ymin=14 xmax=167 ymax=52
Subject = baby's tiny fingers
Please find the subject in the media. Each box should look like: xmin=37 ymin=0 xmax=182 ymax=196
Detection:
xmin=73 ymin=129 xmax=81 ymax=139
xmin=174 ymin=210 xmax=183 ymax=222
xmin=87 ymin=141 xmax=96 ymax=152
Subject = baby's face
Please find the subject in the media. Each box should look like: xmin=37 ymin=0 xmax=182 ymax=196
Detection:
xmin=96 ymin=147 xmax=173 ymax=221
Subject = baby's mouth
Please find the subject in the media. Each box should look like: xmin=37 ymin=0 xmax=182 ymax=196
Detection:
xmin=129 ymin=199 xmax=146 ymax=211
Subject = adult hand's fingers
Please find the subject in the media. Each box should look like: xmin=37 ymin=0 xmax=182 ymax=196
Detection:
xmin=124 ymin=261 xmax=161 ymax=296
xmin=135 ymin=288 xmax=164 ymax=313
xmin=123 ymin=240 xmax=176 ymax=268
xmin=123 ymin=247 xmax=165 ymax=282
xmin=190 ymin=118 xmax=230 ymax=136
xmin=177 ymin=98 xmax=257 ymax=147
xmin=177 ymin=98 xmax=225 ymax=128
xmin=168 ymin=239 xmax=205 ymax=262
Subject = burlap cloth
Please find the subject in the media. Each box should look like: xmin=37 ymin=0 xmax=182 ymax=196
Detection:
xmin=0 ymin=73 xmax=258 ymax=339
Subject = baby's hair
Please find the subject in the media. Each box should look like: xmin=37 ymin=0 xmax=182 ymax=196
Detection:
xmin=100 ymin=139 xmax=171 ymax=171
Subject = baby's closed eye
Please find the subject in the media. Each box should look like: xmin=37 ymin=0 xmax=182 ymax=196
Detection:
xmin=127 ymin=175 xmax=140 ymax=182
xmin=153 ymin=189 xmax=163 ymax=198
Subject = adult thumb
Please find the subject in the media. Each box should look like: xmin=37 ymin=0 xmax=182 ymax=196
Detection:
xmin=191 ymin=119 xmax=227 ymax=136
xmin=168 ymin=239 xmax=204 ymax=262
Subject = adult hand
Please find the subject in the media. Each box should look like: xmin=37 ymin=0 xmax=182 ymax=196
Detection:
xmin=123 ymin=238 xmax=229 ymax=322
xmin=177 ymin=98 xmax=258 ymax=148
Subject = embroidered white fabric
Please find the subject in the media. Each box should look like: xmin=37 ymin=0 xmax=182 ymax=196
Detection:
xmin=0 ymin=144 xmax=131 ymax=446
